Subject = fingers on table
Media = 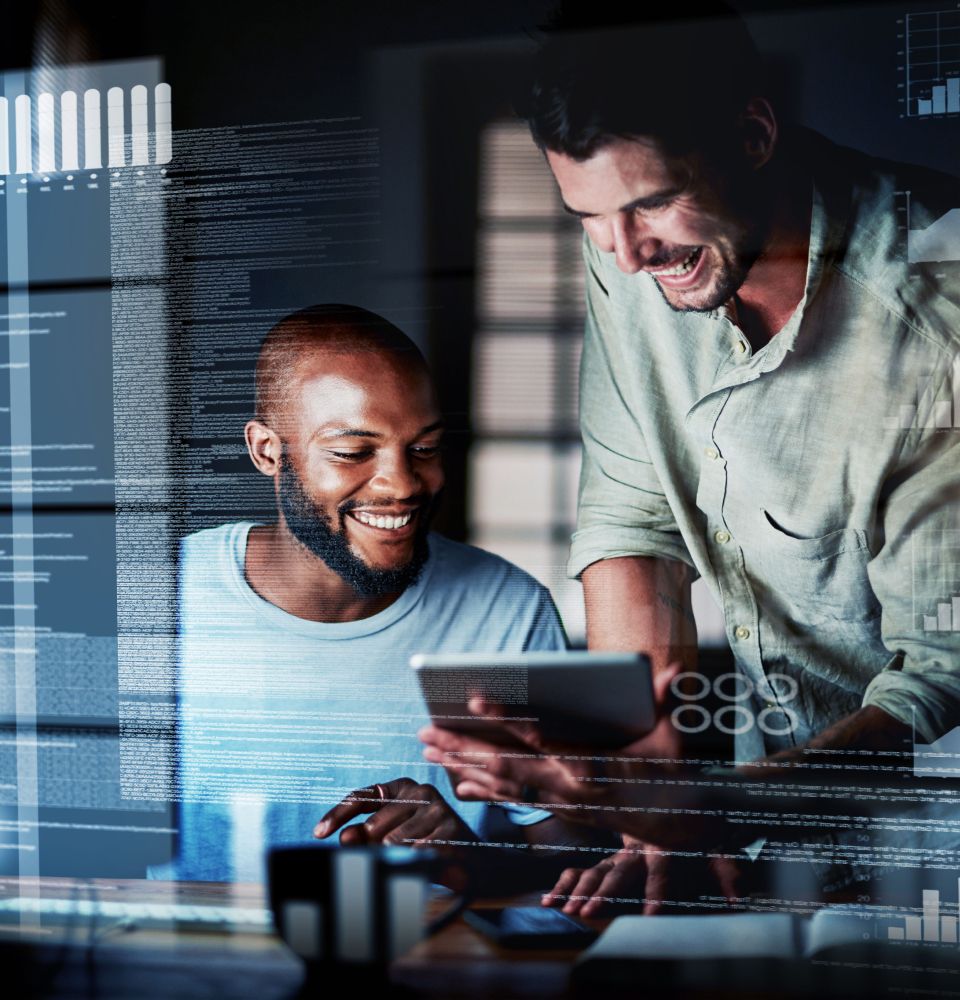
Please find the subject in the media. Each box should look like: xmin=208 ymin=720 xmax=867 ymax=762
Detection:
xmin=340 ymin=782 xmax=445 ymax=846
xmin=314 ymin=778 xmax=416 ymax=838
xmin=543 ymin=855 xmax=649 ymax=918
xmin=642 ymin=855 xmax=673 ymax=916
xmin=343 ymin=801 xmax=419 ymax=845
xmin=542 ymin=861 xmax=620 ymax=917
xmin=314 ymin=789 xmax=382 ymax=838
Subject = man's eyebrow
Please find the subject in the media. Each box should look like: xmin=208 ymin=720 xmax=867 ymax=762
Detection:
xmin=318 ymin=420 xmax=444 ymax=441
xmin=321 ymin=428 xmax=382 ymax=440
xmin=561 ymin=187 xmax=684 ymax=218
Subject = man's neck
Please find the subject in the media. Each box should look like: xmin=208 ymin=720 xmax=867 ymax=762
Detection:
xmin=243 ymin=524 xmax=402 ymax=623
xmin=733 ymin=166 xmax=812 ymax=349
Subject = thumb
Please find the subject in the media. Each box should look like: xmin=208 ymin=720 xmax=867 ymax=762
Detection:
xmin=652 ymin=661 xmax=684 ymax=709
xmin=467 ymin=696 xmax=549 ymax=752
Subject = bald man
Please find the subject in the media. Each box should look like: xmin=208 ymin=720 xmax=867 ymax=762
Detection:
xmin=160 ymin=305 xmax=568 ymax=883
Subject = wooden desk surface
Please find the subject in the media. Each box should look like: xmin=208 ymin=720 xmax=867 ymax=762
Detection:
xmin=0 ymin=877 xmax=589 ymax=999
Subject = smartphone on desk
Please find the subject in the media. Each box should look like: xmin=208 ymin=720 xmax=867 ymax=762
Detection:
xmin=464 ymin=907 xmax=598 ymax=949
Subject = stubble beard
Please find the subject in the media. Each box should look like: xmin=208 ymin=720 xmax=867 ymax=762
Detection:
xmin=653 ymin=167 xmax=768 ymax=315
xmin=652 ymin=230 xmax=761 ymax=315
xmin=277 ymin=453 xmax=434 ymax=599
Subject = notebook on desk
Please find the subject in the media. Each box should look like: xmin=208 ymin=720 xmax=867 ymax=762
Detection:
xmin=572 ymin=910 xmax=960 ymax=992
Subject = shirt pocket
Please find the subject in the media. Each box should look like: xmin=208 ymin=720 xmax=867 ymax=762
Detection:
xmin=752 ymin=510 xmax=881 ymax=625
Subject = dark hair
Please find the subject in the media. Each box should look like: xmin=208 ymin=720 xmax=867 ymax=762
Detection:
xmin=254 ymin=304 xmax=427 ymax=425
xmin=518 ymin=3 xmax=765 ymax=163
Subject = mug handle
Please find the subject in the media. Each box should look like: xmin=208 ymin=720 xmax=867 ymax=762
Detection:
xmin=422 ymin=856 xmax=474 ymax=937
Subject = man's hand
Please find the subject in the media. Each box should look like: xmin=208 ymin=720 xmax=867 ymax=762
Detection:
xmin=542 ymin=837 xmax=651 ymax=918
xmin=543 ymin=837 xmax=749 ymax=918
xmin=313 ymin=777 xmax=476 ymax=848
xmin=418 ymin=665 xmax=711 ymax=846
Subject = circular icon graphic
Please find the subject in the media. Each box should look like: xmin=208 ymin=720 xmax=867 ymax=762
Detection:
xmin=765 ymin=673 xmax=798 ymax=703
xmin=670 ymin=704 xmax=712 ymax=734
xmin=670 ymin=671 xmax=711 ymax=701
xmin=757 ymin=705 xmax=799 ymax=736
xmin=713 ymin=672 xmax=754 ymax=702
xmin=713 ymin=705 xmax=755 ymax=736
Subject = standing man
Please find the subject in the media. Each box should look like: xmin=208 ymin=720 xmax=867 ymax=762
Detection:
xmin=422 ymin=7 xmax=960 ymax=912
xmin=163 ymin=304 xmax=570 ymax=883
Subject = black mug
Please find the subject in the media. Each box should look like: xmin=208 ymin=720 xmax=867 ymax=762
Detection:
xmin=268 ymin=843 xmax=467 ymax=975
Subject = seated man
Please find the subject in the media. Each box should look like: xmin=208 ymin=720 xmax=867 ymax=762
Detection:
xmin=161 ymin=304 xmax=567 ymax=882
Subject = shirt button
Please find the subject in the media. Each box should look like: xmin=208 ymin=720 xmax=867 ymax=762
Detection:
xmin=735 ymin=340 xmax=748 ymax=354
xmin=714 ymin=530 xmax=731 ymax=544
xmin=704 ymin=447 xmax=719 ymax=460
xmin=734 ymin=625 xmax=750 ymax=640
xmin=764 ymin=701 xmax=776 ymax=710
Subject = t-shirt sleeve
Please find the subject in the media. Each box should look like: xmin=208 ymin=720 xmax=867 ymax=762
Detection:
xmin=520 ymin=581 xmax=569 ymax=652
xmin=568 ymin=235 xmax=695 ymax=580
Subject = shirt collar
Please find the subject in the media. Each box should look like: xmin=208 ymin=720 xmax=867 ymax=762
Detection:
xmin=719 ymin=130 xmax=851 ymax=363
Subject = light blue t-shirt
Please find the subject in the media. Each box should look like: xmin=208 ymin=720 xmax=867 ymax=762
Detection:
xmin=157 ymin=522 xmax=566 ymax=882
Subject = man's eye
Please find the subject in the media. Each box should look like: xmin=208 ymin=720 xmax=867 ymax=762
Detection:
xmin=329 ymin=450 xmax=373 ymax=461
xmin=411 ymin=445 xmax=441 ymax=458
xmin=635 ymin=200 xmax=671 ymax=214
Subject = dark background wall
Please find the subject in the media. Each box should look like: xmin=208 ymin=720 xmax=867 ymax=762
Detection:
xmin=4 ymin=0 xmax=953 ymax=542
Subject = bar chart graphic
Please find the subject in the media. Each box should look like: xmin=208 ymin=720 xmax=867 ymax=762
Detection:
xmin=901 ymin=7 xmax=960 ymax=117
xmin=884 ymin=356 xmax=960 ymax=428
xmin=888 ymin=886 xmax=960 ymax=943
xmin=0 ymin=83 xmax=171 ymax=176
xmin=911 ymin=527 xmax=960 ymax=645
xmin=923 ymin=595 xmax=960 ymax=631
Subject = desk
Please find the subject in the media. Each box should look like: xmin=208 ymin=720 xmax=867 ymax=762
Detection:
xmin=0 ymin=878 xmax=586 ymax=999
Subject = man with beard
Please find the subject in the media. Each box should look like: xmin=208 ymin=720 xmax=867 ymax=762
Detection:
xmin=163 ymin=304 xmax=567 ymax=882
xmin=422 ymin=7 xmax=960 ymax=915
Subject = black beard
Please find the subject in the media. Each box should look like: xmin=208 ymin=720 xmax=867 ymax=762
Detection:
xmin=277 ymin=455 xmax=433 ymax=599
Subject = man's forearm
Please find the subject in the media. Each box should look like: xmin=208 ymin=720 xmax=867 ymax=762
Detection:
xmin=565 ymin=705 xmax=916 ymax=849
xmin=582 ymin=555 xmax=698 ymax=675
xmin=739 ymin=704 xmax=914 ymax=778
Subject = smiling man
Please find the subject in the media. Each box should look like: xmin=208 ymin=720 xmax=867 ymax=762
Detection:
xmin=423 ymin=7 xmax=960 ymax=915
xmin=163 ymin=304 xmax=568 ymax=882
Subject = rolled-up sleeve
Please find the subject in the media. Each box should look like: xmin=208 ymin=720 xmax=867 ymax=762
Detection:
xmin=863 ymin=418 xmax=960 ymax=743
xmin=568 ymin=237 xmax=694 ymax=579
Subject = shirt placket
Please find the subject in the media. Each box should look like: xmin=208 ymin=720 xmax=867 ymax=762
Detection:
xmin=688 ymin=319 xmax=788 ymax=760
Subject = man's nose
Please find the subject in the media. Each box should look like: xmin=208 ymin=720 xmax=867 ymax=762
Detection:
xmin=610 ymin=213 xmax=659 ymax=275
xmin=370 ymin=451 xmax=421 ymax=498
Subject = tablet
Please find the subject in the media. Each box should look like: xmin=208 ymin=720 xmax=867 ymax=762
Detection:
xmin=411 ymin=651 xmax=654 ymax=749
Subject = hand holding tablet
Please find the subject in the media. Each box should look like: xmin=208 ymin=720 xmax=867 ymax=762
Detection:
xmin=411 ymin=651 xmax=655 ymax=749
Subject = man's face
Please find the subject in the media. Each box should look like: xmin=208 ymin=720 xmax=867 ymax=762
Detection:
xmin=274 ymin=351 xmax=444 ymax=598
xmin=547 ymin=137 xmax=763 ymax=312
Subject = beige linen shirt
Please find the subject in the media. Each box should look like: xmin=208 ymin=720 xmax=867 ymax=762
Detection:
xmin=568 ymin=132 xmax=960 ymax=756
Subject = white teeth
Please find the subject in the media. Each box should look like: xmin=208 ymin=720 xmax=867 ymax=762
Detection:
xmin=650 ymin=248 xmax=700 ymax=277
xmin=354 ymin=511 xmax=413 ymax=530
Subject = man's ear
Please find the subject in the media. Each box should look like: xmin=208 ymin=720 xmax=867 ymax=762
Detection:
xmin=740 ymin=97 xmax=777 ymax=170
xmin=245 ymin=419 xmax=282 ymax=476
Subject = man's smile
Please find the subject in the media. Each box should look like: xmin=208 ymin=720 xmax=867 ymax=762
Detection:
xmin=645 ymin=246 xmax=706 ymax=288
xmin=346 ymin=506 xmax=419 ymax=535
